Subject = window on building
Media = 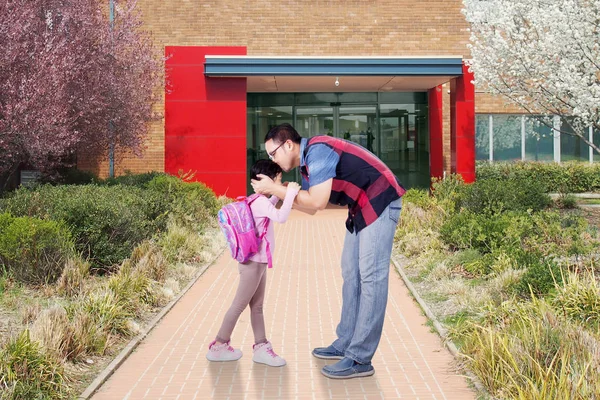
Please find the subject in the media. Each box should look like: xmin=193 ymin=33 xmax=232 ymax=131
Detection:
xmin=493 ymin=115 xmax=521 ymax=161
xmin=524 ymin=116 xmax=554 ymax=162
xmin=246 ymin=105 xmax=294 ymax=193
xmin=595 ymin=128 xmax=600 ymax=163
xmin=560 ymin=117 xmax=589 ymax=162
xmin=475 ymin=115 xmax=490 ymax=160
xmin=476 ymin=114 xmax=599 ymax=163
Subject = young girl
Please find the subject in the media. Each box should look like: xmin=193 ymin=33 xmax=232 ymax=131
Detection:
xmin=206 ymin=159 xmax=300 ymax=366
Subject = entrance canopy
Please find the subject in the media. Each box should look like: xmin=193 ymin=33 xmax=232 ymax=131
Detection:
xmin=204 ymin=56 xmax=464 ymax=92
xmin=165 ymin=47 xmax=474 ymax=197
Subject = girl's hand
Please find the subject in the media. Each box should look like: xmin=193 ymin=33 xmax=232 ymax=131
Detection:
xmin=287 ymin=182 xmax=300 ymax=192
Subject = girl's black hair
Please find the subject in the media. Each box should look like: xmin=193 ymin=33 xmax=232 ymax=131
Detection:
xmin=251 ymin=159 xmax=283 ymax=181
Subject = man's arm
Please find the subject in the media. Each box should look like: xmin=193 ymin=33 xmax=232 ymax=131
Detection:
xmin=292 ymin=203 xmax=317 ymax=215
xmin=251 ymin=175 xmax=332 ymax=212
xmin=294 ymin=179 xmax=332 ymax=211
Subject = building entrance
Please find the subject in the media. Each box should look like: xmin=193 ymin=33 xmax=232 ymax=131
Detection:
xmin=246 ymin=93 xmax=430 ymax=193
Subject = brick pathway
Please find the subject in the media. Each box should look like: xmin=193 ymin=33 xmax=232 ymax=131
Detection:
xmin=91 ymin=209 xmax=476 ymax=400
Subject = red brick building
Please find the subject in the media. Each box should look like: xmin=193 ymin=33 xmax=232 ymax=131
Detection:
xmin=80 ymin=1 xmax=598 ymax=197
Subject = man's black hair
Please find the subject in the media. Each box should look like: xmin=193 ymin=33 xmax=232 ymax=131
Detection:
xmin=264 ymin=123 xmax=302 ymax=145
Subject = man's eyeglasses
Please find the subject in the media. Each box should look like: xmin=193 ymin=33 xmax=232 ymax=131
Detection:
xmin=268 ymin=141 xmax=286 ymax=161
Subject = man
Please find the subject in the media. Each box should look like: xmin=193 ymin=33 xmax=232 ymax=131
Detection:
xmin=251 ymin=123 xmax=405 ymax=379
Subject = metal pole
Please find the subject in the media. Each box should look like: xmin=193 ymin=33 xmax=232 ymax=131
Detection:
xmin=108 ymin=0 xmax=115 ymax=178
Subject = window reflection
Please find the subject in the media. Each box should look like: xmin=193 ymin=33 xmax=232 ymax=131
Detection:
xmin=475 ymin=115 xmax=489 ymax=160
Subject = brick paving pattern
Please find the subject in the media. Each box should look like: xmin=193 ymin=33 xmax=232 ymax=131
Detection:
xmin=92 ymin=209 xmax=476 ymax=399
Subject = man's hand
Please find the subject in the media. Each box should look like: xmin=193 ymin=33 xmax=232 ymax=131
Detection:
xmin=251 ymin=174 xmax=276 ymax=195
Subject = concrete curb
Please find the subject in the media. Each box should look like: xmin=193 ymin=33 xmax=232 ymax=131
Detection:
xmin=391 ymin=254 xmax=492 ymax=398
xmin=79 ymin=248 xmax=225 ymax=400
xmin=548 ymin=192 xmax=600 ymax=199
xmin=580 ymin=204 xmax=600 ymax=209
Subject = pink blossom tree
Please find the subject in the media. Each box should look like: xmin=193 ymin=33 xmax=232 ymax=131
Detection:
xmin=0 ymin=0 xmax=163 ymax=184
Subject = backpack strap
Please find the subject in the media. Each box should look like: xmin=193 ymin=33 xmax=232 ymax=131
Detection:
xmin=258 ymin=219 xmax=273 ymax=268
xmin=246 ymin=194 xmax=273 ymax=268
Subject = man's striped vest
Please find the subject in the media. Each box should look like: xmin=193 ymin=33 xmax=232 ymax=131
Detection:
xmin=301 ymin=136 xmax=406 ymax=233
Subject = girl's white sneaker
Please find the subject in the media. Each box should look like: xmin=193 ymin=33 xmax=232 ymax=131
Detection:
xmin=206 ymin=340 xmax=242 ymax=362
xmin=252 ymin=341 xmax=286 ymax=367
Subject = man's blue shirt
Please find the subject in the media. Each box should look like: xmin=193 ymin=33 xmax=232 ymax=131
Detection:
xmin=299 ymin=137 xmax=339 ymax=190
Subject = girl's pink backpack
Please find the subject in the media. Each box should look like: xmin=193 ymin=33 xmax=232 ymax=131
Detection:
xmin=217 ymin=194 xmax=270 ymax=266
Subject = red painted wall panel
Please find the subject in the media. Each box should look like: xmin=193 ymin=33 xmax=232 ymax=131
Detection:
xmin=165 ymin=65 xmax=206 ymax=101
xmin=428 ymin=86 xmax=444 ymax=182
xmin=165 ymin=68 xmax=247 ymax=102
xmin=165 ymin=136 xmax=248 ymax=173
xmin=450 ymin=63 xmax=475 ymax=183
xmin=165 ymin=46 xmax=247 ymax=197
xmin=165 ymin=101 xmax=246 ymax=137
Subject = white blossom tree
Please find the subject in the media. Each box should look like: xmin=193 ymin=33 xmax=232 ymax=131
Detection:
xmin=463 ymin=0 xmax=600 ymax=155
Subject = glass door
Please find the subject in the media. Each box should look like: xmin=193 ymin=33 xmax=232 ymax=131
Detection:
xmin=296 ymin=106 xmax=335 ymax=138
xmin=337 ymin=105 xmax=378 ymax=153
xmin=247 ymin=106 xmax=293 ymax=193
xmin=294 ymin=106 xmax=335 ymax=183
xmin=379 ymin=104 xmax=430 ymax=188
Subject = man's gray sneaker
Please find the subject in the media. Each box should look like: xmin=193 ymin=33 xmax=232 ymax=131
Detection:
xmin=321 ymin=357 xmax=375 ymax=379
xmin=311 ymin=345 xmax=344 ymax=360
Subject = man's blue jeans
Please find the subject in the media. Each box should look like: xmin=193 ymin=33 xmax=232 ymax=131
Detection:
xmin=331 ymin=198 xmax=402 ymax=364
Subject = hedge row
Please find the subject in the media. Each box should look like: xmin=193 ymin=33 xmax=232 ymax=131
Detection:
xmin=0 ymin=173 xmax=219 ymax=279
xmin=476 ymin=161 xmax=600 ymax=193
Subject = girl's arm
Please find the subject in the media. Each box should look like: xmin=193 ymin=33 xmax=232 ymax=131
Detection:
xmin=269 ymin=195 xmax=280 ymax=206
xmin=253 ymin=175 xmax=331 ymax=211
xmin=253 ymin=185 xmax=299 ymax=223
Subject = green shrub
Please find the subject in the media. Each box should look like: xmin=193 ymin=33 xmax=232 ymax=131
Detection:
xmin=447 ymin=249 xmax=491 ymax=276
xmin=461 ymin=299 xmax=600 ymax=398
xmin=477 ymin=161 xmax=600 ymax=193
xmin=0 ymin=213 xmax=13 ymax=232
xmin=524 ymin=211 xmax=593 ymax=258
xmin=446 ymin=248 xmax=482 ymax=267
xmin=0 ymin=330 xmax=69 ymax=399
xmin=57 ymin=258 xmax=90 ymax=297
xmin=158 ymin=223 xmax=207 ymax=264
xmin=0 ymin=185 xmax=160 ymax=271
xmin=0 ymin=214 xmax=74 ymax=284
xmin=103 ymin=172 xmax=222 ymax=232
xmin=69 ymin=311 xmax=108 ymax=358
xmin=440 ymin=211 xmax=523 ymax=254
xmin=431 ymin=174 xmax=466 ymax=213
xmin=402 ymin=188 xmax=432 ymax=209
xmin=146 ymin=174 xmax=219 ymax=230
xmin=126 ymin=241 xmax=168 ymax=283
xmin=460 ymin=177 xmax=551 ymax=215
xmin=555 ymin=194 xmax=578 ymax=209
xmin=441 ymin=208 xmax=592 ymax=260
xmin=102 ymin=170 xmax=163 ymax=188
xmin=511 ymin=253 xmax=564 ymax=298
xmin=73 ymin=290 xmax=133 ymax=337
xmin=552 ymin=272 xmax=600 ymax=330
xmin=108 ymin=270 xmax=155 ymax=312
xmin=0 ymin=274 xmax=6 ymax=295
